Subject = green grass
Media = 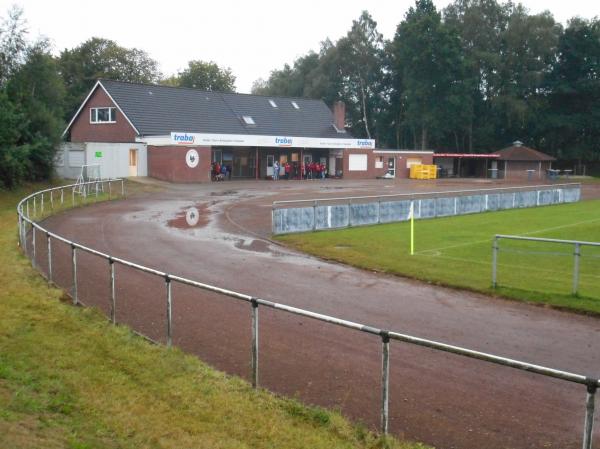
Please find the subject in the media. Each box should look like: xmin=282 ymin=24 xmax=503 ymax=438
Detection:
xmin=0 ymin=182 xmax=427 ymax=449
xmin=277 ymin=200 xmax=600 ymax=315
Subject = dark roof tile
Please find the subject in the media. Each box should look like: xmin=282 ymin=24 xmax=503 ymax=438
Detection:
xmin=99 ymin=79 xmax=352 ymax=140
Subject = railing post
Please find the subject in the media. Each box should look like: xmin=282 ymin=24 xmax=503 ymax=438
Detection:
xmin=583 ymin=384 xmax=596 ymax=449
xmin=95 ymin=182 xmax=99 ymax=200
xmin=32 ymin=226 xmax=36 ymax=268
xmin=251 ymin=298 xmax=259 ymax=389
xmin=166 ymin=275 xmax=172 ymax=347
xmin=50 ymin=190 xmax=54 ymax=210
xmin=492 ymin=236 xmax=499 ymax=288
xmin=47 ymin=233 xmax=52 ymax=282
xmin=109 ymin=258 xmax=116 ymax=324
xmin=41 ymin=193 xmax=44 ymax=215
xmin=33 ymin=195 xmax=37 ymax=217
xmin=72 ymin=187 xmax=75 ymax=207
xmin=381 ymin=331 xmax=390 ymax=435
xmin=26 ymin=199 xmax=30 ymax=217
xmin=108 ymin=180 xmax=112 ymax=200
xmin=17 ymin=213 xmax=22 ymax=248
xmin=60 ymin=188 xmax=64 ymax=205
xmin=573 ymin=243 xmax=581 ymax=296
xmin=22 ymin=219 xmax=27 ymax=253
xmin=71 ymin=245 xmax=78 ymax=305
xmin=121 ymin=179 xmax=125 ymax=197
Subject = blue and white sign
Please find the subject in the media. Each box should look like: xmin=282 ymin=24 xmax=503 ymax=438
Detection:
xmin=167 ymin=132 xmax=375 ymax=149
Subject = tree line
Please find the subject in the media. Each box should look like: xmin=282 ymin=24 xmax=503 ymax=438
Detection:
xmin=1 ymin=1 xmax=599 ymax=188
xmin=253 ymin=0 xmax=600 ymax=166
xmin=0 ymin=6 xmax=236 ymax=188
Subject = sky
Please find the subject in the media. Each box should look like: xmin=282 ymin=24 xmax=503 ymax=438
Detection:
xmin=1 ymin=0 xmax=598 ymax=93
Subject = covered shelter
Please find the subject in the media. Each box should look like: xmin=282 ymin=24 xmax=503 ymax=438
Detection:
xmin=494 ymin=141 xmax=556 ymax=180
xmin=433 ymin=153 xmax=501 ymax=178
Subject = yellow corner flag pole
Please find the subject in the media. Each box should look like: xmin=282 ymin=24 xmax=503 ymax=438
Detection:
xmin=410 ymin=200 xmax=415 ymax=255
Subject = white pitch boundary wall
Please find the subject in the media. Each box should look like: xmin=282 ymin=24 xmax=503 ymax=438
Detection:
xmin=55 ymin=142 xmax=147 ymax=179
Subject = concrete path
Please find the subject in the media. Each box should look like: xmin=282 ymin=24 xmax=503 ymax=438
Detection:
xmin=38 ymin=179 xmax=600 ymax=449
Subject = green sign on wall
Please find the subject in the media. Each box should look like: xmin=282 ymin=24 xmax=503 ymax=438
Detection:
xmin=95 ymin=151 xmax=103 ymax=158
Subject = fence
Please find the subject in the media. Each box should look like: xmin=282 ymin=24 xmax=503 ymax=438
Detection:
xmin=271 ymin=183 xmax=581 ymax=234
xmin=492 ymin=235 xmax=600 ymax=296
xmin=16 ymin=181 xmax=599 ymax=448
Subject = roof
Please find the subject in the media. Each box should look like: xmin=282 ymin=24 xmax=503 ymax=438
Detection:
xmin=494 ymin=143 xmax=556 ymax=161
xmin=434 ymin=153 xmax=499 ymax=158
xmin=68 ymin=79 xmax=353 ymax=139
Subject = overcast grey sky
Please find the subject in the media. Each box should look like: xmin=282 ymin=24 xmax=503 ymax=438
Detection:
xmin=1 ymin=0 xmax=598 ymax=93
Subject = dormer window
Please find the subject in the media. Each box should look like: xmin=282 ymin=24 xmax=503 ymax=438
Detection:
xmin=268 ymin=100 xmax=277 ymax=108
xmin=291 ymin=101 xmax=300 ymax=109
xmin=242 ymin=115 xmax=256 ymax=125
xmin=90 ymin=107 xmax=116 ymax=123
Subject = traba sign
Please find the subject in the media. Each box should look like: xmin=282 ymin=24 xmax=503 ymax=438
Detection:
xmin=167 ymin=132 xmax=375 ymax=149
xmin=275 ymin=137 xmax=293 ymax=146
xmin=173 ymin=133 xmax=195 ymax=144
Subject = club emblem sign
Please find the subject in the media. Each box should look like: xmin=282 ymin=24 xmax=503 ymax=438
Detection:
xmin=186 ymin=149 xmax=199 ymax=168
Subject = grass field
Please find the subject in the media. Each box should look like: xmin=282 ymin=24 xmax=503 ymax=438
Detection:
xmin=0 ymin=183 xmax=426 ymax=449
xmin=277 ymin=200 xmax=600 ymax=315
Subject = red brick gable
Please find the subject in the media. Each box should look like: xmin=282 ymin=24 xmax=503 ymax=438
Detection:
xmin=69 ymin=84 xmax=138 ymax=143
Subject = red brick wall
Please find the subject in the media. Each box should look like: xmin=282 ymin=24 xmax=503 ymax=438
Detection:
xmin=148 ymin=146 xmax=212 ymax=183
xmin=70 ymin=86 xmax=137 ymax=143
xmin=343 ymin=150 xmax=433 ymax=179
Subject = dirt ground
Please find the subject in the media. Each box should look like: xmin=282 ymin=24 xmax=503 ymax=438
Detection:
xmin=28 ymin=177 xmax=600 ymax=449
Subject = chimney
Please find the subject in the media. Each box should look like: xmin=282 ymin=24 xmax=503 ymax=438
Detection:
xmin=332 ymin=101 xmax=346 ymax=132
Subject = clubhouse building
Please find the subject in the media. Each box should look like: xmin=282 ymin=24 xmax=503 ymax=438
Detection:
xmin=57 ymin=79 xmax=433 ymax=182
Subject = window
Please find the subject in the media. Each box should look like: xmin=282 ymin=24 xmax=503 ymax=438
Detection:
xmin=375 ymin=156 xmax=384 ymax=169
xmin=406 ymin=157 xmax=422 ymax=168
xmin=291 ymin=101 xmax=299 ymax=109
xmin=242 ymin=115 xmax=255 ymax=125
xmin=269 ymin=99 xmax=277 ymax=108
xmin=348 ymin=154 xmax=367 ymax=171
xmin=90 ymin=107 xmax=116 ymax=123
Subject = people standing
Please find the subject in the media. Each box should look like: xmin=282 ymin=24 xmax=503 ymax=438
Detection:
xmin=273 ymin=160 xmax=279 ymax=180
xmin=284 ymin=162 xmax=291 ymax=180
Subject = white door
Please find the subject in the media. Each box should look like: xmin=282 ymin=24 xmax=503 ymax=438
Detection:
xmin=266 ymin=155 xmax=274 ymax=177
xmin=387 ymin=157 xmax=396 ymax=177
xmin=128 ymin=149 xmax=138 ymax=177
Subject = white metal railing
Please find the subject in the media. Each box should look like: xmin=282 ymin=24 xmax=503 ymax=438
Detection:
xmin=492 ymin=234 xmax=600 ymax=296
xmin=16 ymin=181 xmax=599 ymax=447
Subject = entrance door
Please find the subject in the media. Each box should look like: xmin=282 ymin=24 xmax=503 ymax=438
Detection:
xmin=128 ymin=149 xmax=138 ymax=176
xmin=267 ymin=155 xmax=274 ymax=177
xmin=387 ymin=157 xmax=396 ymax=178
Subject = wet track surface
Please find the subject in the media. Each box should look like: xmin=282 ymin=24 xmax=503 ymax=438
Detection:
xmin=32 ymin=179 xmax=600 ymax=449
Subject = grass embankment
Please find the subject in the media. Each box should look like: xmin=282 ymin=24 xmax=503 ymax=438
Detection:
xmin=0 ymin=183 xmax=426 ymax=449
xmin=277 ymin=200 xmax=600 ymax=315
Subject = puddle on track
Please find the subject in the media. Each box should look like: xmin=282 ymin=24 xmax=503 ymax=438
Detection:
xmin=167 ymin=203 xmax=212 ymax=229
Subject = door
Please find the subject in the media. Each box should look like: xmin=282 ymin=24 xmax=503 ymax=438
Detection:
xmin=387 ymin=157 xmax=396 ymax=177
xmin=128 ymin=149 xmax=138 ymax=177
xmin=266 ymin=155 xmax=274 ymax=177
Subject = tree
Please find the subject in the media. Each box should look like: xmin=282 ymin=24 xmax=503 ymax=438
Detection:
xmin=59 ymin=37 xmax=161 ymax=118
xmin=166 ymin=60 xmax=236 ymax=92
xmin=393 ymin=0 xmax=468 ymax=150
xmin=0 ymin=5 xmax=28 ymax=87
xmin=334 ymin=11 xmax=386 ymax=139
xmin=544 ymin=18 xmax=600 ymax=163
xmin=6 ymin=39 xmax=66 ymax=182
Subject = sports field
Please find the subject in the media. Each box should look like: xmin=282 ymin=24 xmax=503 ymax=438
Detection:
xmin=277 ymin=200 xmax=600 ymax=314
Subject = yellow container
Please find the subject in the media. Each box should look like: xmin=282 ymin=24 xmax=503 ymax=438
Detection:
xmin=409 ymin=165 xmax=437 ymax=179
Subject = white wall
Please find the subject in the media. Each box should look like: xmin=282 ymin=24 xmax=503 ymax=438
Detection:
xmin=55 ymin=142 xmax=85 ymax=179
xmin=85 ymin=143 xmax=147 ymax=178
